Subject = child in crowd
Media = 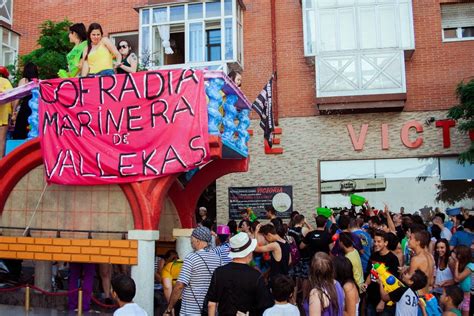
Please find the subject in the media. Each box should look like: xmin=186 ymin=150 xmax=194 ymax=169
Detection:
xmin=379 ymin=269 xmax=428 ymax=316
xmin=452 ymin=245 xmax=474 ymax=316
xmin=111 ymin=274 xmax=147 ymax=316
xmin=263 ymin=274 xmax=300 ymax=316
xmin=440 ymin=285 xmax=464 ymax=316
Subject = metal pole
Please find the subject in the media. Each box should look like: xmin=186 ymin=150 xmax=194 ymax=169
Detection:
xmin=25 ymin=284 xmax=30 ymax=311
xmin=78 ymin=289 xmax=83 ymax=315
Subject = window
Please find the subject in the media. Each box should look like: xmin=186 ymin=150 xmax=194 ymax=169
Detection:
xmin=0 ymin=27 xmax=18 ymax=67
xmin=139 ymin=0 xmax=243 ymax=70
xmin=441 ymin=3 xmax=474 ymax=42
xmin=0 ymin=0 xmax=13 ymax=25
xmin=302 ymin=0 xmax=414 ymax=98
xmin=320 ymin=157 xmax=473 ymax=213
xmin=110 ymin=32 xmax=139 ymax=55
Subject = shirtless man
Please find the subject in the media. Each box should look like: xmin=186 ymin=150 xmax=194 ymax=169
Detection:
xmin=404 ymin=230 xmax=435 ymax=293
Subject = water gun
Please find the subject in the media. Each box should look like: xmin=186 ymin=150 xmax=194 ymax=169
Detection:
xmin=371 ymin=263 xmax=403 ymax=306
xmin=247 ymin=207 xmax=258 ymax=222
xmin=418 ymin=293 xmax=442 ymax=316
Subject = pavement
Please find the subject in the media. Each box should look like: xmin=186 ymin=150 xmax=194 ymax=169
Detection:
xmin=0 ymin=305 xmax=113 ymax=315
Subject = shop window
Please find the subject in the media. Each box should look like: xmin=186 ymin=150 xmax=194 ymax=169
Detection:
xmin=441 ymin=3 xmax=474 ymax=42
xmin=0 ymin=0 xmax=13 ymax=25
xmin=140 ymin=0 xmax=243 ymax=70
xmin=320 ymin=158 xmax=474 ymax=213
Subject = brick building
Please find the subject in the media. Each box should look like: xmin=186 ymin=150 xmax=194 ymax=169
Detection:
xmin=5 ymin=0 xmax=474 ymax=227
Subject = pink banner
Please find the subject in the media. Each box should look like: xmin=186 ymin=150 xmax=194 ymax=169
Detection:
xmin=39 ymin=69 xmax=210 ymax=185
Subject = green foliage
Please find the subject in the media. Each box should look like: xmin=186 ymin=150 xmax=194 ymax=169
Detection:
xmin=448 ymin=79 xmax=474 ymax=165
xmin=20 ymin=20 xmax=73 ymax=79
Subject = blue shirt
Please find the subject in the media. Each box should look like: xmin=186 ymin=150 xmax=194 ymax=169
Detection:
xmin=449 ymin=230 xmax=474 ymax=248
xmin=353 ymin=229 xmax=372 ymax=272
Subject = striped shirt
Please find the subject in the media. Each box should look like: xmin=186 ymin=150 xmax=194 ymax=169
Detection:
xmin=211 ymin=243 xmax=232 ymax=265
xmin=177 ymin=249 xmax=222 ymax=315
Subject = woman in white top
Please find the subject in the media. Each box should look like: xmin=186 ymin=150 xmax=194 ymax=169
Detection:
xmin=333 ymin=256 xmax=359 ymax=316
xmin=433 ymin=238 xmax=454 ymax=296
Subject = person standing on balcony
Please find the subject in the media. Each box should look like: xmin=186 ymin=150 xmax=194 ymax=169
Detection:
xmin=0 ymin=66 xmax=13 ymax=157
xmin=115 ymin=40 xmax=138 ymax=74
xmin=58 ymin=23 xmax=88 ymax=78
xmin=228 ymin=70 xmax=242 ymax=88
xmin=12 ymin=62 xmax=38 ymax=140
xmin=81 ymin=23 xmax=121 ymax=77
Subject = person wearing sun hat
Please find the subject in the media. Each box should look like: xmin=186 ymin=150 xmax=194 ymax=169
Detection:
xmin=207 ymin=232 xmax=274 ymax=316
xmin=165 ymin=226 xmax=221 ymax=315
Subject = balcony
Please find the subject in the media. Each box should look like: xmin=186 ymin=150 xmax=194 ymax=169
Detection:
xmin=0 ymin=70 xmax=251 ymax=162
xmin=303 ymin=0 xmax=415 ymax=113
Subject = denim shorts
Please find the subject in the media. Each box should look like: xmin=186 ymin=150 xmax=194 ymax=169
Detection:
xmin=89 ymin=69 xmax=115 ymax=76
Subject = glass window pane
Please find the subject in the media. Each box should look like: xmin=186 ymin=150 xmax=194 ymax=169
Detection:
xmin=153 ymin=27 xmax=164 ymax=66
xmin=10 ymin=33 xmax=18 ymax=49
xmin=359 ymin=7 xmax=377 ymax=49
xmin=443 ymin=28 xmax=458 ymax=39
xmin=2 ymin=30 xmax=8 ymax=45
xmin=153 ymin=8 xmax=167 ymax=23
xmin=224 ymin=18 xmax=233 ymax=60
xmin=237 ymin=22 xmax=242 ymax=62
xmin=206 ymin=1 xmax=221 ymax=18
xmin=319 ymin=10 xmax=337 ymax=51
xmin=339 ymin=8 xmax=356 ymax=50
xmin=141 ymin=9 xmax=150 ymax=25
xmin=141 ymin=26 xmax=150 ymax=57
xmin=188 ymin=3 xmax=203 ymax=19
xmin=305 ymin=9 xmax=316 ymax=54
xmin=462 ymin=27 xmax=474 ymax=38
xmin=440 ymin=157 xmax=474 ymax=180
xmin=189 ymin=22 xmax=204 ymax=62
xmin=317 ymin=0 xmax=333 ymax=8
xmin=320 ymin=160 xmax=375 ymax=181
xmin=170 ymin=5 xmax=185 ymax=21
xmin=379 ymin=6 xmax=398 ymax=47
xmin=224 ymin=0 xmax=232 ymax=15
xmin=304 ymin=0 xmax=313 ymax=9
xmin=206 ymin=28 xmax=221 ymax=61
xmin=375 ymin=158 xmax=439 ymax=178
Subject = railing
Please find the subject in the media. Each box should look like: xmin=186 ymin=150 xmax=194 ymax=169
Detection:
xmin=0 ymin=70 xmax=251 ymax=158
xmin=0 ymin=226 xmax=128 ymax=239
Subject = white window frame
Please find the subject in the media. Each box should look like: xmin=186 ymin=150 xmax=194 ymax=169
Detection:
xmin=442 ymin=27 xmax=474 ymax=42
xmin=110 ymin=31 xmax=139 ymax=45
xmin=0 ymin=0 xmax=13 ymax=25
xmin=0 ymin=27 xmax=18 ymax=67
xmin=302 ymin=0 xmax=415 ymax=57
xmin=441 ymin=3 xmax=474 ymax=43
xmin=139 ymin=0 xmax=242 ymax=70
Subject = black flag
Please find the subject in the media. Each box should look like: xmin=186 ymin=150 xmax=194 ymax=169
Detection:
xmin=251 ymin=74 xmax=275 ymax=147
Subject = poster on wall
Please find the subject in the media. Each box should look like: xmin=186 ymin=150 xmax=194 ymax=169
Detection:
xmin=228 ymin=186 xmax=293 ymax=220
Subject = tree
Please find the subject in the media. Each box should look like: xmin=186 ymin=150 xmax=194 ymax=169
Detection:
xmin=448 ymin=79 xmax=474 ymax=165
xmin=20 ymin=20 xmax=72 ymax=80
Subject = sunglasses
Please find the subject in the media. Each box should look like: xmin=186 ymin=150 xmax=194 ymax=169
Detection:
xmin=119 ymin=45 xmax=128 ymax=49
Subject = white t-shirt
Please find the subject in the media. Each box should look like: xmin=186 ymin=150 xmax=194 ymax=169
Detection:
xmin=440 ymin=227 xmax=452 ymax=241
xmin=263 ymin=303 xmax=300 ymax=316
xmin=388 ymin=287 xmax=418 ymax=316
xmin=113 ymin=303 xmax=148 ymax=316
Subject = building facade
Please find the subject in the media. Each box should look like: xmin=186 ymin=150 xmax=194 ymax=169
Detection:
xmin=7 ymin=0 xmax=474 ymax=227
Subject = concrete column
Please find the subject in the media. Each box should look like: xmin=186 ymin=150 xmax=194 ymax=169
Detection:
xmin=34 ymin=261 xmax=52 ymax=292
xmin=129 ymin=230 xmax=160 ymax=316
xmin=173 ymin=229 xmax=194 ymax=260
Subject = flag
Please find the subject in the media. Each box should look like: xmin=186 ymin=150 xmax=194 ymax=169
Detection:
xmin=252 ymin=74 xmax=275 ymax=147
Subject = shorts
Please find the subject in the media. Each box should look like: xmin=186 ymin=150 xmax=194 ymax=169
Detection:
xmin=89 ymin=69 xmax=115 ymax=76
xmin=460 ymin=292 xmax=470 ymax=312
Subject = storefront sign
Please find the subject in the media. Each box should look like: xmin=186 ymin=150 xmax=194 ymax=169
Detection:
xmin=347 ymin=119 xmax=472 ymax=151
xmin=321 ymin=178 xmax=386 ymax=193
xmin=228 ymin=186 xmax=293 ymax=219
xmin=39 ymin=69 xmax=210 ymax=185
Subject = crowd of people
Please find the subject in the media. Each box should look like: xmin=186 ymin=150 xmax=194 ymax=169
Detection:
xmin=153 ymin=205 xmax=474 ymax=316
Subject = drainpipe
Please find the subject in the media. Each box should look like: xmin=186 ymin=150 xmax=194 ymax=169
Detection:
xmin=270 ymin=0 xmax=279 ymax=125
